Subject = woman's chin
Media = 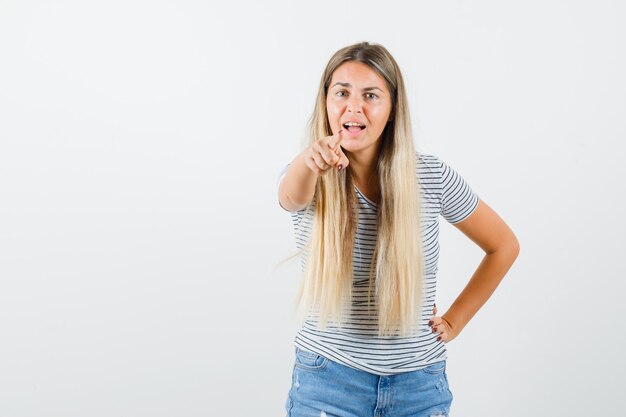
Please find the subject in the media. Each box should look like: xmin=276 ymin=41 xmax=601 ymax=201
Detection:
xmin=342 ymin=139 xmax=379 ymax=155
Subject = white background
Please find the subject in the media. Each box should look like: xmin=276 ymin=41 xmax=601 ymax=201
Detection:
xmin=1 ymin=1 xmax=624 ymax=416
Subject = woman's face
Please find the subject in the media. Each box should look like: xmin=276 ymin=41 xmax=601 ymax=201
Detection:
xmin=326 ymin=61 xmax=393 ymax=158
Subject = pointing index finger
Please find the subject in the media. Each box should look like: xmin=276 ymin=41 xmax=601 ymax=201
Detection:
xmin=328 ymin=129 xmax=344 ymax=150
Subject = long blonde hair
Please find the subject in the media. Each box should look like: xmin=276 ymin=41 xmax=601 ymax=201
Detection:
xmin=294 ymin=41 xmax=424 ymax=337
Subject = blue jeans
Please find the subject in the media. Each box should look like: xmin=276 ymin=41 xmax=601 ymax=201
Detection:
xmin=285 ymin=347 xmax=453 ymax=417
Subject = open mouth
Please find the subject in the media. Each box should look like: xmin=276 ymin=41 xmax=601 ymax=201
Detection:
xmin=342 ymin=122 xmax=366 ymax=133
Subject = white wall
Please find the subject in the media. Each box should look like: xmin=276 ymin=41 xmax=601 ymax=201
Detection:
xmin=1 ymin=1 xmax=624 ymax=416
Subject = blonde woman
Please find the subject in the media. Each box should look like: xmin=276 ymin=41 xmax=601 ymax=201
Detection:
xmin=277 ymin=41 xmax=519 ymax=417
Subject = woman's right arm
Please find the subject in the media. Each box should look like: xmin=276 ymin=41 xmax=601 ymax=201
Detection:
xmin=278 ymin=152 xmax=319 ymax=212
xmin=278 ymin=130 xmax=348 ymax=212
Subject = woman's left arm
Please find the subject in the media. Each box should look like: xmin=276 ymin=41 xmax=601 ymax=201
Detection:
xmin=429 ymin=198 xmax=520 ymax=343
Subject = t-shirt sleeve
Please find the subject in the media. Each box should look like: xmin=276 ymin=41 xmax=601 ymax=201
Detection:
xmin=439 ymin=157 xmax=479 ymax=224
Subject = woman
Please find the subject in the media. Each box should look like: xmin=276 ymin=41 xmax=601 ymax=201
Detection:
xmin=277 ymin=41 xmax=519 ymax=417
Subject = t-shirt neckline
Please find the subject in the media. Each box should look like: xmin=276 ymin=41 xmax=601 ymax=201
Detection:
xmin=355 ymin=186 xmax=378 ymax=208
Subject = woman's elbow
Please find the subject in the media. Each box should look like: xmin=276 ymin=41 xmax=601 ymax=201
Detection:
xmin=505 ymin=233 xmax=520 ymax=259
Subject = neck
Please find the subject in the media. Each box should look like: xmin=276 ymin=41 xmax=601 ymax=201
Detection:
xmin=346 ymin=148 xmax=380 ymax=189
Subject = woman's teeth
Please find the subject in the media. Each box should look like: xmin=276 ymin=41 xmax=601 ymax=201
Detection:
xmin=343 ymin=122 xmax=366 ymax=132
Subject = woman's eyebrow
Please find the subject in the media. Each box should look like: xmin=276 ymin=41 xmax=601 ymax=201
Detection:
xmin=331 ymin=82 xmax=384 ymax=93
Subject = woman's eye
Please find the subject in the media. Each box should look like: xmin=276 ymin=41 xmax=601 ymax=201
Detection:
xmin=334 ymin=91 xmax=377 ymax=99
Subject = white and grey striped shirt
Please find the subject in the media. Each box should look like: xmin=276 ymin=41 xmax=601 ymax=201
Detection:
xmin=277 ymin=152 xmax=479 ymax=375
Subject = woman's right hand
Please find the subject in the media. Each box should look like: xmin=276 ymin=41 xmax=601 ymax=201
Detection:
xmin=303 ymin=129 xmax=350 ymax=175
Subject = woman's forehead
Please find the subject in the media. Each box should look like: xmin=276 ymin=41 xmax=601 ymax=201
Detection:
xmin=330 ymin=61 xmax=388 ymax=90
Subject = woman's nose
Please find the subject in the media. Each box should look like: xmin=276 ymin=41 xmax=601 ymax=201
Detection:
xmin=347 ymin=96 xmax=363 ymax=113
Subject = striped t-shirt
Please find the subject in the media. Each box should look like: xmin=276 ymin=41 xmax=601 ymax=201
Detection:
xmin=277 ymin=152 xmax=479 ymax=375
